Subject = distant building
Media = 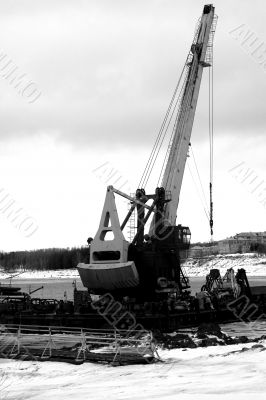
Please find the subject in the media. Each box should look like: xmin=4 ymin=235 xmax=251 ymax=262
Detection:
xmin=232 ymin=232 xmax=266 ymax=243
xmin=218 ymin=231 xmax=266 ymax=254
xmin=187 ymin=231 xmax=266 ymax=258
xmin=185 ymin=244 xmax=219 ymax=258
xmin=218 ymin=239 xmax=251 ymax=254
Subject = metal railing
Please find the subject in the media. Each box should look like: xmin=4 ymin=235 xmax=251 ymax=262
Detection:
xmin=0 ymin=324 xmax=159 ymax=365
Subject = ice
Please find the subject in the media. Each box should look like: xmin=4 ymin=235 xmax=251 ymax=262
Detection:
xmin=1 ymin=341 xmax=266 ymax=399
xmin=1 ymin=252 xmax=266 ymax=398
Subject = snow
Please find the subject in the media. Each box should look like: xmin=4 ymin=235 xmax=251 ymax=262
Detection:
xmin=0 ymin=268 xmax=80 ymax=281
xmin=1 ymin=254 xmax=266 ymax=398
xmin=1 ymin=253 xmax=266 ymax=282
xmin=1 ymin=341 xmax=266 ymax=399
xmin=182 ymin=252 xmax=266 ymax=277
xmin=1 ymin=253 xmax=266 ymax=398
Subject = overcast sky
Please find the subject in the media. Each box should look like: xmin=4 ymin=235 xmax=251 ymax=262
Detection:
xmin=1 ymin=0 xmax=266 ymax=252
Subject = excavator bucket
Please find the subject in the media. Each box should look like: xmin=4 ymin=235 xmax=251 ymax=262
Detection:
xmin=77 ymin=186 xmax=139 ymax=291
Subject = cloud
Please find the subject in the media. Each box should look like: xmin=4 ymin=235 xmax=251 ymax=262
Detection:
xmin=1 ymin=0 xmax=266 ymax=250
xmin=0 ymin=2 xmax=266 ymax=152
xmin=2 ymin=0 xmax=265 ymax=151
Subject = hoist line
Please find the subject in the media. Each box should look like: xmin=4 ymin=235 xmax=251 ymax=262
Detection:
xmin=209 ymin=48 xmax=214 ymax=239
xmin=138 ymin=17 xmax=215 ymax=239
xmin=147 ymin=62 xmax=192 ymax=189
xmin=140 ymin=61 xmax=188 ymax=189
xmin=160 ymin=58 xmax=197 ymax=191
xmin=187 ymin=162 xmax=210 ymax=223
xmin=138 ymin=61 xmax=187 ymax=189
xmin=143 ymin=86 xmax=182 ymax=189
xmin=139 ymin=18 xmax=204 ymax=191
xmin=156 ymin=61 xmax=192 ymax=187
xmin=190 ymin=145 xmax=209 ymax=212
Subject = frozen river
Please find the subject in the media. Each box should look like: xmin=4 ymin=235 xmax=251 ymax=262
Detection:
xmin=1 ymin=341 xmax=266 ymax=400
xmin=3 ymin=275 xmax=266 ymax=338
xmin=8 ymin=275 xmax=266 ymax=301
xmin=2 ymin=274 xmax=266 ymax=399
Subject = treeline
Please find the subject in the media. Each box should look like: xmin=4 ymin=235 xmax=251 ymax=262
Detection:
xmin=191 ymin=241 xmax=218 ymax=248
xmin=0 ymin=247 xmax=90 ymax=271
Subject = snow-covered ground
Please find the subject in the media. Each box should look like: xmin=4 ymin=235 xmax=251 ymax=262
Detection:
xmin=1 ymin=341 xmax=266 ymax=400
xmin=182 ymin=252 xmax=266 ymax=277
xmin=0 ymin=268 xmax=80 ymax=280
xmin=1 ymin=253 xmax=266 ymax=398
xmin=1 ymin=252 xmax=266 ymax=281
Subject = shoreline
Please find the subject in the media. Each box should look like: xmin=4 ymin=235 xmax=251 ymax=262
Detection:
xmin=1 ymin=270 xmax=266 ymax=281
xmin=1 ymin=252 xmax=266 ymax=280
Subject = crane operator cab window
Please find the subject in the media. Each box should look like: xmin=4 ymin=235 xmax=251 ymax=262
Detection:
xmin=182 ymin=227 xmax=191 ymax=245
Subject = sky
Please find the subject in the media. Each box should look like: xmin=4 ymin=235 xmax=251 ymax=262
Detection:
xmin=1 ymin=0 xmax=266 ymax=252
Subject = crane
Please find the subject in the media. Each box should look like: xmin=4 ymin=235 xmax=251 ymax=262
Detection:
xmin=155 ymin=4 xmax=215 ymax=227
xmin=78 ymin=4 xmax=217 ymax=303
